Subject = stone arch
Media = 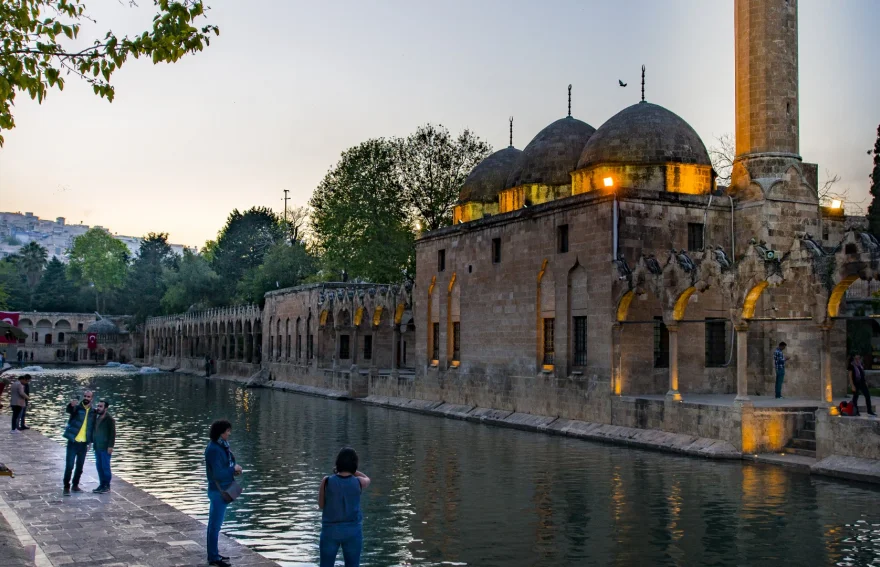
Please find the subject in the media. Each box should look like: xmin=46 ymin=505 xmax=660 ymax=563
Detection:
xmin=285 ymin=318 xmax=291 ymax=359
xmin=427 ymin=275 xmax=438 ymax=364
xmin=37 ymin=319 xmax=53 ymax=345
xmin=537 ymin=260 xmax=556 ymax=369
xmin=447 ymin=272 xmax=460 ymax=366
xmin=567 ymin=261 xmax=589 ymax=368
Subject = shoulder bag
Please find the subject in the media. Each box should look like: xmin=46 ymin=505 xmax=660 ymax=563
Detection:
xmin=208 ymin=456 xmax=242 ymax=503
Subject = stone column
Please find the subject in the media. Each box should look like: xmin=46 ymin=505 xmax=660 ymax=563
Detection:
xmin=610 ymin=323 xmax=622 ymax=395
xmin=665 ymin=324 xmax=682 ymax=401
xmin=332 ymin=325 xmax=340 ymax=370
xmin=351 ymin=326 xmax=359 ymax=367
xmin=820 ymin=323 xmax=834 ymax=405
xmin=735 ymin=324 xmax=751 ymax=403
xmin=390 ymin=326 xmax=400 ymax=379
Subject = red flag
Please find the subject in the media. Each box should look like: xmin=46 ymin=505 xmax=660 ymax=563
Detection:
xmin=0 ymin=312 xmax=20 ymax=344
xmin=87 ymin=333 xmax=98 ymax=351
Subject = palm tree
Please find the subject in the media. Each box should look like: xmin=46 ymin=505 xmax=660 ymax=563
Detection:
xmin=19 ymin=241 xmax=48 ymax=289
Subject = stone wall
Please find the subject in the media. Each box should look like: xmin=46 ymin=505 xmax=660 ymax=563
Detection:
xmin=815 ymin=413 xmax=880 ymax=460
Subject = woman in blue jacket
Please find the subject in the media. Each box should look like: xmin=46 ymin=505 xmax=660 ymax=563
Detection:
xmin=205 ymin=419 xmax=242 ymax=567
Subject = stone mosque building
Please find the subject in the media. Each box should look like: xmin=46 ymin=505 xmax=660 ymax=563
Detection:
xmin=147 ymin=0 xmax=879 ymax=461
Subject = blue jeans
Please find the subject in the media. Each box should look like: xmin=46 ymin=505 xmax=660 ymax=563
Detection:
xmin=63 ymin=441 xmax=88 ymax=488
xmin=207 ymin=490 xmax=229 ymax=562
xmin=95 ymin=450 xmax=112 ymax=488
xmin=775 ymin=369 xmax=785 ymax=398
xmin=320 ymin=523 xmax=363 ymax=567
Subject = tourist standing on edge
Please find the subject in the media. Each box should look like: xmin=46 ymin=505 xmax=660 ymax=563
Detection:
xmin=16 ymin=350 xmax=22 ymax=367
xmin=63 ymin=390 xmax=96 ymax=495
xmin=318 ymin=447 xmax=370 ymax=567
xmin=9 ymin=374 xmax=30 ymax=432
xmin=848 ymin=354 xmax=876 ymax=416
xmin=773 ymin=342 xmax=789 ymax=399
xmin=92 ymin=399 xmax=116 ymax=493
xmin=17 ymin=373 xmax=30 ymax=430
xmin=205 ymin=419 xmax=242 ymax=567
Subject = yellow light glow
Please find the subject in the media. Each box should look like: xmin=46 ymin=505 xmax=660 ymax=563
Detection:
xmin=603 ymin=177 xmax=614 ymax=188
xmin=831 ymin=199 xmax=842 ymax=209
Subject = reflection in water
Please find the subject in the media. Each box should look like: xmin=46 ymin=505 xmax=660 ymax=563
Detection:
xmin=19 ymin=367 xmax=880 ymax=567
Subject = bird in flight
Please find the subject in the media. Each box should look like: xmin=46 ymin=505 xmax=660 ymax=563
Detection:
xmin=619 ymin=80 xmax=627 ymax=87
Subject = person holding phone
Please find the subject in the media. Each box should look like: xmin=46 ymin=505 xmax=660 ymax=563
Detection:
xmin=318 ymin=447 xmax=370 ymax=567
xmin=63 ymin=390 xmax=96 ymax=495
xmin=205 ymin=419 xmax=242 ymax=567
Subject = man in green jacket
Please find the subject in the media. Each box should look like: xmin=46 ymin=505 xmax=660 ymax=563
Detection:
xmin=92 ymin=399 xmax=116 ymax=494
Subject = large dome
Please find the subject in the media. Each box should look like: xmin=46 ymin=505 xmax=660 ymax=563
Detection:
xmin=506 ymin=116 xmax=596 ymax=188
xmin=458 ymin=146 xmax=523 ymax=203
xmin=577 ymin=102 xmax=711 ymax=170
xmin=87 ymin=318 xmax=121 ymax=334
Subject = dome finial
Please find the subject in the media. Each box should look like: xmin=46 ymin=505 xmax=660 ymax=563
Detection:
xmin=509 ymin=116 xmax=513 ymax=147
xmin=641 ymin=65 xmax=646 ymax=102
xmin=567 ymin=84 xmax=572 ymax=117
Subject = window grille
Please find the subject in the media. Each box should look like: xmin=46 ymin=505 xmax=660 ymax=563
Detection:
xmin=705 ymin=319 xmax=727 ymax=367
xmin=543 ymin=318 xmax=555 ymax=365
xmin=573 ymin=316 xmax=587 ymax=366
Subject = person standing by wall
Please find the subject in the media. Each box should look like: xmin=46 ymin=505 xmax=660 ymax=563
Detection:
xmin=17 ymin=374 xmax=30 ymax=430
xmin=205 ymin=419 xmax=242 ymax=567
xmin=773 ymin=342 xmax=789 ymax=399
xmin=92 ymin=399 xmax=116 ymax=493
xmin=318 ymin=447 xmax=370 ymax=567
xmin=848 ymin=354 xmax=876 ymax=416
xmin=62 ymin=390 xmax=96 ymax=495
xmin=9 ymin=375 xmax=30 ymax=432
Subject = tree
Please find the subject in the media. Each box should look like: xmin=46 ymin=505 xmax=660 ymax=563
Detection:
xmin=32 ymin=257 xmax=80 ymax=311
xmin=708 ymin=133 xmax=735 ymax=187
xmin=67 ymin=228 xmax=129 ymax=312
xmin=236 ymin=241 xmax=318 ymax=305
xmin=0 ymin=259 xmax=29 ymax=310
xmin=123 ymin=232 xmax=176 ymax=322
xmin=868 ymin=125 xmax=880 ymax=237
xmin=211 ymin=207 xmax=284 ymax=299
xmin=397 ymin=124 xmax=491 ymax=231
xmin=0 ymin=0 xmax=219 ymax=145
xmin=160 ymin=248 xmax=221 ymax=312
xmin=18 ymin=241 xmax=48 ymax=289
xmin=310 ymin=139 xmax=415 ymax=283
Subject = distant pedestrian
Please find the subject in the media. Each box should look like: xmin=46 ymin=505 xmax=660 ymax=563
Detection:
xmin=62 ymin=391 xmax=96 ymax=495
xmin=16 ymin=373 xmax=30 ymax=430
xmin=92 ymin=399 xmax=116 ymax=493
xmin=773 ymin=342 xmax=789 ymax=399
xmin=29 ymin=351 xmax=33 ymax=362
xmin=205 ymin=354 xmax=212 ymax=378
xmin=16 ymin=350 xmax=23 ymax=367
xmin=9 ymin=375 xmax=30 ymax=432
xmin=848 ymin=354 xmax=876 ymax=417
xmin=318 ymin=447 xmax=370 ymax=567
xmin=205 ymin=419 xmax=242 ymax=567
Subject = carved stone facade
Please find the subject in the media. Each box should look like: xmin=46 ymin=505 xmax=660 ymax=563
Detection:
xmin=13 ymin=312 xmax=133 ymax=364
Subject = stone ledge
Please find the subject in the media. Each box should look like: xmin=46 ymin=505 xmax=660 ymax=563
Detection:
xmin=811 ymin=455 xmax=880 ymax=484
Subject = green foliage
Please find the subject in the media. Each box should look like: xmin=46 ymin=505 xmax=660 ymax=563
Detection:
xmin=18 ymin=241 xmax=48 ymax=288
xmin=310 ymin=139 xmax=415 ymax=283
xmin=397 ymin=124 xmax=491 ymax=231
xmin=32 ymin=257 xmax=81 ymax=311
xmin=235 ymin=241 xmax=318 ymax=305
xmin=0 ymin=259 xmax=29 ymax=310
xmin=0 ymin=282 xmax=8 ymax=310
xmin=122 ymin=232 xmax=177 ymax=323
xmin=0 ymin=0 xmax=219 ymax=145
xmin=210 ymin=207 xmax=285 ymax=299
xmin=160 ymin=248 xmax=220 ymax=313
xmin=67 ymin=228 xmax=129 ymax=311
xmin=868 ymin=125 xmax=880 ymax=238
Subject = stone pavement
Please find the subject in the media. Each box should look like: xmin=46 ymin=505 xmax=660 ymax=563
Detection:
xmin=0 ymin=429 xmax=278 ymax=567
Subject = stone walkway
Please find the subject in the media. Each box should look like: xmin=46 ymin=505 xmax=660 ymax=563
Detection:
xmin=0 ymin=429 xmax=278 ymax=567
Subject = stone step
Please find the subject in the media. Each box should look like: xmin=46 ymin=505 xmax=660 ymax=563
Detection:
xmin=802 ymin=421 xmax=815 ymax=431
xmin=797 ymin=429 xmax=816 ymax=441
xmin=784 ymin=447 xmax=816 ymax=458
xmin=789 ymin=438 xmax=816 ymax=451
xmin=749 ymin=453 xmax=816 ymax=472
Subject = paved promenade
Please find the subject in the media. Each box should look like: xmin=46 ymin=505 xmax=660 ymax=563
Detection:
xmin=0 ymin=428 xmax=278 ymax=567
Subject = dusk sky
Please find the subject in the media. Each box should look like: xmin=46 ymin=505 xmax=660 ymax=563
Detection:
xmin=1 ymin=0 xmax=878 ymax=247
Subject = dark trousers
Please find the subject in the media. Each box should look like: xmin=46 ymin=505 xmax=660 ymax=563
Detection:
xmin=852 ymin=378 xmax=873 ymax=415
xmin=17 ymin=404 xmax=26 ymax=429
xmin=775 ymin=369 xmax=785 ymax=398
xmin=63 ymin=441 xmax=88 ymax=488
xmin=95 ymin=450 xmax=112 ymax=488
xmin=11 ymin=406 xmax=22 ymax=431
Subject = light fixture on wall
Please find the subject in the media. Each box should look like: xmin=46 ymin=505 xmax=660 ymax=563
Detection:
xmin=604 ymin=177 xmax=614 ymax=188
xmin=831 ymin=199 xmax=842 ymax=209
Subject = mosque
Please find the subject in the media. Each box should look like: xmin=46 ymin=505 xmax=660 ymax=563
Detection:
xmin=146 ymin=0 xmax=880 ymax=463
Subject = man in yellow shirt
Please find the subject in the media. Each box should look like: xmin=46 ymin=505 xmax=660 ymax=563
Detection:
xmin=62 ymin=390 xmax=96 ymax=494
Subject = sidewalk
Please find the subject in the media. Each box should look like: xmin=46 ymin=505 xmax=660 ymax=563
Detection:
xmin=0 ymin=428 xmax=278 ymax=567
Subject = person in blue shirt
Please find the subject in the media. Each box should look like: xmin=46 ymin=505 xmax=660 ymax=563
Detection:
xmin=318 ymin=447 xmax=370 ymax=567
xmin=204 ymin=419 xmax=242 ymax=567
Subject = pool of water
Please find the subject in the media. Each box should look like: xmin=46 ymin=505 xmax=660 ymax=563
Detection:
xmin=15 ymin=367 xmax=880 ymax=566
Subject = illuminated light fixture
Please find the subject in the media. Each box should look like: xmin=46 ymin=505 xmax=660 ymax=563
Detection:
xmin=604 ymin=177 xmax=614 ymax=188
xmin=831 ymin=199 xmax=842 ymax=209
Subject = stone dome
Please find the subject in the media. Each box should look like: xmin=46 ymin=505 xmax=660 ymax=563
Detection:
xmin=87 ymin=318 xmax=120 ymax=334
xmin=577 ymin=102 xmax=711 ymax=169
xmin=506 ymin=116 xmax=596 ymax=188
xmin=458 ymin=146 xmax=523 ymax=204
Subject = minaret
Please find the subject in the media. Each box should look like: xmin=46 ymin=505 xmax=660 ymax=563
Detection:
xmin=731 ymin=0 xmax=807 ymax=194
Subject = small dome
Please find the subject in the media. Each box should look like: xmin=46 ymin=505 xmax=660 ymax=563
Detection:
xmin=458 ymin=146 xmax=523 ymax=203
xmin=506 ymin=116 xmax=596 ymax=188
xmin=577 ymin=102 xmax=711 ymax=169
xmin=87 ymin=319 xmax=120 ymax=334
